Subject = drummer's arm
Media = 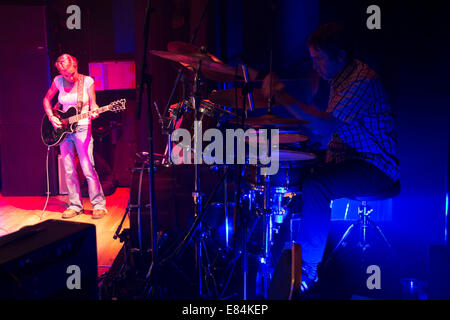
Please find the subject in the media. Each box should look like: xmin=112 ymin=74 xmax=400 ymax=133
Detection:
xmin=278 ymin=90 xmax=343 ymax=146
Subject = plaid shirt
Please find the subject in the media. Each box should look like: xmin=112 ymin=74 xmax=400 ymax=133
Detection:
xmin=325 ymin=59 xmax=400 ymax=181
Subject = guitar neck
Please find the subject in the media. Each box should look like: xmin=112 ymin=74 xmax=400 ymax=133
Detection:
xmin=68 ymin=105 xmax=111 ymax=124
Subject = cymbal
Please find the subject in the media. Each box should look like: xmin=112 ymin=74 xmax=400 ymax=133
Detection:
xmin=232 ymin=113 xmax=310 ymax=127
xmin=150 ymin=49 xmax=258 ymax=82
xmin=209 ymin=88 xmax=268 ymax=109
xmin=167 ymin=41 xmax=223 ymax=63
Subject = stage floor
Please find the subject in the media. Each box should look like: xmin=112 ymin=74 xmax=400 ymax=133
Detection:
xmin=0 ymin=187 xmax=130 ymax=277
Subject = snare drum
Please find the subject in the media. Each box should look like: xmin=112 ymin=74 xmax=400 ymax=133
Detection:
xmin=244 ymin=161 xmax=313 ymax=190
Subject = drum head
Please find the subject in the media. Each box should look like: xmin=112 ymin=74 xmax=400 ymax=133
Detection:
xmin=277 ymin=133 xmax=309 ymax=144
xmin=244 ymin=130 xmax=308 ymax=144
xmin=247 ymin=149 xmax=316 ymax=162
xmin=278 ymin=150 xmax=316 ymax=161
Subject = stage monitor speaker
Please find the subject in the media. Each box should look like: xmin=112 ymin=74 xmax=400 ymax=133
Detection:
xmin=0 ymin=219 xmax=98 ymax=300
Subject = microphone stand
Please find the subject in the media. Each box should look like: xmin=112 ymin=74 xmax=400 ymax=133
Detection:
xmin=135 ymin=0 xmax=158 ymax=290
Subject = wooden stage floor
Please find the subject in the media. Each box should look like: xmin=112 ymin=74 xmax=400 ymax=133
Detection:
xmin=0 ymin=187 xmax=130 ymax=277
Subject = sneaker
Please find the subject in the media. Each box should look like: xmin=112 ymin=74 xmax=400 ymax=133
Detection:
xmin=62 ymin=208 xmax=82 ymax=219
xmin=92 ymin=209 xmax=107 ymax=219
xmin=300 ymin=262 xmax=319 ymax=294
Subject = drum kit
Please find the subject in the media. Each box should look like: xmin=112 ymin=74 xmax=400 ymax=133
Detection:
xmin=119 ymin=41 xmax=319 ymax=300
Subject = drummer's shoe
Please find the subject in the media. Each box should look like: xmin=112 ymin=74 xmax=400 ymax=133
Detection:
xmin=298 ymin=262 xmax=319 ymax=298
xmin=92 ymin=209 xmax=107 ymax=219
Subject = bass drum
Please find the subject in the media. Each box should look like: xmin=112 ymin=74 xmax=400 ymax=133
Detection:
xmin=128 ymin=153 xmax=231 ymax=255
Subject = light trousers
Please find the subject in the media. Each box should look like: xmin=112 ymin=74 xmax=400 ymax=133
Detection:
xmin=60 ymin=125 xmax=106 ymax=212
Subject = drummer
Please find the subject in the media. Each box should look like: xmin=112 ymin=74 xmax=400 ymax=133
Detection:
xmin=263 ymin=22 xmax=400 ymax=294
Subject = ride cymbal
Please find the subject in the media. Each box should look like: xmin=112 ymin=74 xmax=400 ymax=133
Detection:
xmin=151 ymin=50 xmax=258 ymax=82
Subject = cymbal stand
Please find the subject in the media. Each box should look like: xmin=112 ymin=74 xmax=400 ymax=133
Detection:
xmin=257 ymin=128 xmax=275 ymax=299
xmin=136 ymin=0 xmax=158 ymax=275
xmin=235 ymin=66 xmax=251 ymax=299
xmin=161 ymin=0 xmax=211 ymax=119
xmin=160 ymin=107 xmax=175 ymax=166
xmin=192 ymin=61 xmax=206 ymax=297
xmin=152 ymin=99 xmax=174 ymax=166
xmin=260 ymin=173 xmax=273 ymax=299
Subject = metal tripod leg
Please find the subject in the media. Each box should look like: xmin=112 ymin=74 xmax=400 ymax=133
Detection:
xmin=324 ymin=221 xmax=360 ymax=267
xmin=368 ymin=219 xmax=395 ymax=255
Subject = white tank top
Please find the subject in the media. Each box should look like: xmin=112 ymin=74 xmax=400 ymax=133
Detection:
xmin=54 ymin=75 xmax=94 ymax=126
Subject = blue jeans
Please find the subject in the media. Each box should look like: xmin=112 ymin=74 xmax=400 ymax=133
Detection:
xmin=292 ymin=160 xmax=394 ymax=265
xmin=60 ymin=125 xmax=106 ymax=212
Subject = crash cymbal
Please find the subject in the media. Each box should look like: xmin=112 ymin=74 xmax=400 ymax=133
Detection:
xmin=167 ymin=41 xmax=223 ymax=63
xmin=232 ymin=113 xmax=310 ymax=127
xmin=209 ymin=88 xmax=268 ymax=109
xmin=151 ymin=50 xmax=258 ymax=82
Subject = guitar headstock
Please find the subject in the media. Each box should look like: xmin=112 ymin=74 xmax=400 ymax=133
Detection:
xmin=109 ymin=99 xmax=127 ymax=113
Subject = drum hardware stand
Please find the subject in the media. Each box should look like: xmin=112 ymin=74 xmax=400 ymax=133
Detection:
xmin=324 ymin=201 xmax=396 ymax=269
xmin=232 ymin=61 xmax=256 ymax=300
xmin=153 ymin=101 xmax=174 ymax=167
xmin=253 ymin=2 xmax=278 ymax=297
xmin=261 ymin=173 xmax=272 ymax=299
xmin=192 ymin=60 xmax=206 ymax=297
xmin=157 ymin=166 xmax=232 ymax=298
xmin=158 ymin=105 xmax=175 ymax=166
xmin=161 ymin=0 xmax=211 ymax=122
xmin=234 ymin=67 xmax=249 ymax=299
xmin=224 ymin=165 xmax=231 ymax=251
xmin=113 ymin=199 xmax=131 ymax=241
xmin=255 ymin=128 xmax=277 ymax=299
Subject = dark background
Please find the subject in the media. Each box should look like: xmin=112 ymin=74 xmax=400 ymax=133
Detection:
xmin=0 ymin=0 xmax=449 ymax=293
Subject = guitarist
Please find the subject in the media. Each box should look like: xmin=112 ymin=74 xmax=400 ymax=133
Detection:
xmin=43 ymin=54 xmax=107 ymax=219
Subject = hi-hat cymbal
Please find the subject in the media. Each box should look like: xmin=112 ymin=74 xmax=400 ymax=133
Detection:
xmin=150 ymin=49 xmax=258 ymax=82
xmin=232 ymin=113 xmax=310 ymax=127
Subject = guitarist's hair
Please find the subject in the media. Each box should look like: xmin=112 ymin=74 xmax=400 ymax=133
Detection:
xmin=55 ymin=54 xmax=78 ymax=71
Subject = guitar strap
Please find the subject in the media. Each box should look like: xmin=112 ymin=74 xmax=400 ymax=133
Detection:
xmin=77 ymin=74 xmax=85 ymax=113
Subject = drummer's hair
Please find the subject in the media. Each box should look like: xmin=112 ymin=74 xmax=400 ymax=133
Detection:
xmin=307 ymin=22 xmax=354 ymax=61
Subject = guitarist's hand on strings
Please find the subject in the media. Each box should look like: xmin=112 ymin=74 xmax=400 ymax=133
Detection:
xmin=49 ymin=114 xmax=62 ymax=129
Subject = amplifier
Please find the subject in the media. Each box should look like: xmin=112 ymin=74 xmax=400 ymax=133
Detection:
xmin=0 ymin=219 xmax=98 ymax=299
